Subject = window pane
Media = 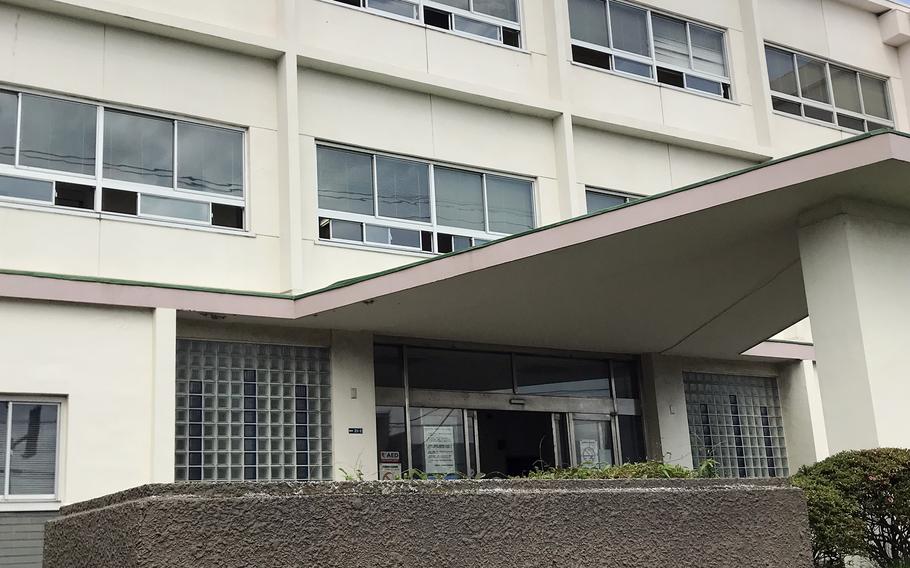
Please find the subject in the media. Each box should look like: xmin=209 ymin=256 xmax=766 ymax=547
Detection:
xmin=486 ymin=175 xmax=533 ymax=234
xmin=331 ymin=219 xmax=363 ymax=241
xmin=453 ymin=15 xmax=499 ymax=40
xmin=9 ymin=404 xmax=58 ymax=495
xmin=365 ymin=224 xmax=390 ymax=244
xmin=19 ymin=94 xmax=96 ymax=175
xmin=433 ymin=0 xmax=469 ymax=9
xmin=796 ymin=55 xmax=829 ymax=103
xmin=0 ymin=402 xmax=6 ymax=493
xmin=568 ymin=0 xmax=609 ymax=47
xmin=765 ymin=46 xmax=798 ymax=96
xmin=619 ymin=415 xmax=647 ymax=463
xmin=407 ymin=347 xmax=513 ymax=392
xmin=367 ymin=0 xmax=417 ymax=18
xmin=686 ymin=75 xmax=723 ymax=96
xmin=772 ymin=97 xmax=801 ymax=116
xmin=803 ymin=105 xmax=834 ymax=123
xmin=830 ymin=66 xmax=861 ymax=113
xmin=585 ymin=190 xmax=626 ymax=212
xmin=141 ymin=194 xmax=210 ymax=222
xmin=376 ymin=156 xmax=430 ymax=222
xmin=0 ymin=175 xmax=53 ymax=202
xmin=690 ymin=24 xmax=726 ymax=77
xmin=860 ymin=75 xmax=890 ymax=119
xmin=376 ymin=406 xmax=409 ymax=476
xmin=0 ymin=92 xmax=16 ymax=165
xmin=389 ymin=227 xmax=421 ymax=248
xmin=103 ymin=110 xmax=174 ymax=187
xmin=434 ymin=167 xmax=485 ymax=231
xmin=177 ymin=123 xmax=243 ymax=197
xmin=474 ymin=0 xmax=518 ymax=22
xmin=317 ymin=146 xmax=374 ymax=215
xmin=837 ymin=114 xmax=865 ymax=132
xmin=652 ymin=14 xmax=689 ymax=68
xmin=609 ymin=1 xmax=649 ymax=56
xmin=409 ymin=407 xmax=468 ymax=477
xmin=615 ymin=57 xmax=652 ymax=78
xmin=515 ymin=355 xmax=611 ymax=397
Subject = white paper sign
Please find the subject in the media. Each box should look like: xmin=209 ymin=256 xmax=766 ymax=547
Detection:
xmin=379 ymin=462 xmax=402 ymax=481
xmin=578 ymin=439 xmax=599 ymax=466
xmin=423 ymin=426 xmax=456 ymax=474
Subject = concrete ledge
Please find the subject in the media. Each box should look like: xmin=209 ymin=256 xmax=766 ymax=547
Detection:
xmin=45 ymin=479 xmax=813 ymax=567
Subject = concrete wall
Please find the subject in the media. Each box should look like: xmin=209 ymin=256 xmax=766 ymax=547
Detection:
xmin=44 ymin=479 xmax=813 ymax=568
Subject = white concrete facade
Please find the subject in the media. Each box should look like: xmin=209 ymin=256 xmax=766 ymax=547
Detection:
xmin=0 ymin=0 xmax=907 ymax=523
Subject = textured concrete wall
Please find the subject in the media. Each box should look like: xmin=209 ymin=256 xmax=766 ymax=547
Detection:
xmin=45 ymin=479 xmax=813 ymax=568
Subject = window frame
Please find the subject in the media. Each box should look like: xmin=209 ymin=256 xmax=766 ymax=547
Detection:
xmin=568 ymin=0 xmax=733 ymax=101
xmin=764 ymin=43 xmax=895 ymax=134
xmin=0 ymin=398 xmax=63 ymax=506
xmin=323 ymin=0 xmax=526 ymax=51
xmin=0 ymin=86 xmax=250 ymax=232
xmin=584 ymin=186 xmax=641 ymax=213
xmin=316 ymin=141 xmax=537 ymax=255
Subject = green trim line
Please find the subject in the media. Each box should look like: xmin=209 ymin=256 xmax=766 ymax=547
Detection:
xmin=1 ymin=129 xmax=905 ymax=303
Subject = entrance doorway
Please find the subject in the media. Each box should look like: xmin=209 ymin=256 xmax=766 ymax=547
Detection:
xmin=476 ymin=410 xmax=555 ymax=477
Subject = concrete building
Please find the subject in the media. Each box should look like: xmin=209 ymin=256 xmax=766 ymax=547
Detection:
xmin=0 ymin=0 xmax=909 ymax=563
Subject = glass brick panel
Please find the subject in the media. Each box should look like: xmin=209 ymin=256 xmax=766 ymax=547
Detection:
xmin=683 ymin=372 xmax=788 ymax=479
xmin=175 ymin=339 xmax=332 ymax=482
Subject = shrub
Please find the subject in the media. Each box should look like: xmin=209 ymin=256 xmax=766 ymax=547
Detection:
xmin=524 ymin=460 xmax=712 ymax=480
xmin=792 ymin=448 xmax=910 ymax=567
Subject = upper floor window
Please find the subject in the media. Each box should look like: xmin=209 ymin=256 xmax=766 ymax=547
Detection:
xmin=0 ymin=400 xmax=60 ymax=501
xmin=764 ymin=45 xmax=893 ymax=133
xmin=585 ymin=187 xmax=638 ymax=213
xmin=331 ymin=0 xmax=522 ymax=48
xmin=0 ymin=89 xmax=246 ymax=231
xmin=568 ymin=0 xmax=731 ymax=99
xmin=316 ymin=144 xmax=535 ymax=254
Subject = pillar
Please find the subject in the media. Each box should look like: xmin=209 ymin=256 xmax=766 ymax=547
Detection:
xmin=799 ymin=201 xmax=910 ymax=452
xmin=330 ymin=331 xmax=379 ymax=480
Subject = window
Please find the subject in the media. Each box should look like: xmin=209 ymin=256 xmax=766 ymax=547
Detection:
xmin=317 ymin=144 xmax=535 ymax=254
xmin=175 ymin=340 xmax=333 ymax=482
xmin=0 ymin=401 xmax=60 ymax=500
xmin=330 ymin=0 xmax=522 ymax=47
xmin=568 ymin=0 xmax=731 ymax=99
xmin=0 ymin=89 xmax=247 ymax=230
xmin=585 ymin=188 xmax=636 ymax=213
xmin=684 ymin=372 xmax=788 ymax=478
xmin=764 ymin=45 xmax=893 ymax=132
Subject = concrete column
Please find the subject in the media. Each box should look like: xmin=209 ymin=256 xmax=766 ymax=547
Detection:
xmin=330 ymin=331 xmax=378 ymax=480
xmin=778 ymin=360 xmax=828 ymax=470
xmin=640 ymin=355 xmax=693 ymax=468
xmin=150 ymin=308 xmax=177 ymax=483
xmin=799 ymin=201 xmax=910 ymax=452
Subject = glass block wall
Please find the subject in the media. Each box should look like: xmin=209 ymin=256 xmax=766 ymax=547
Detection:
xmin=683 ymin=372 xmax=788 ymax=478
xmin=175 ymin=339 xmax=332 ymax=482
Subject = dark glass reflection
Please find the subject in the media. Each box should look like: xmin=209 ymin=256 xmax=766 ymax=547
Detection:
xmin=515 ymin=355 xmax=611 ymax=397
xmin=103 ymin=109 xmax=174 ymax=187
xmin=177 ymin=122 xmax=243 ymax=197
xmin=19 ymin=95 xmax=96 ymax=175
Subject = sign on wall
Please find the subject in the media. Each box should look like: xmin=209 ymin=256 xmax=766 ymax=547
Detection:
xmin=423 ymin=426 xmax=456 ymax=474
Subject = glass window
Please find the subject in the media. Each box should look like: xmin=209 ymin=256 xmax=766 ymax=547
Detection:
xmin=0 ymin=175 xmax=53 ymax=202
xmin=796 ymin=55 xmax=829 ymax=103
xmin=407 ymin=347 xmax=513 ymax=392
xmin=376 ymin=156 xmax=430 ymax=222
xmin=434 ymin=167 xmax=485 ymax=231
xmin=686 ymin=75 xmax=723 ymax=96
xmin=0 ymin=91 xmax=16 ymax=165
xmin=585 ymin=190 xmax=627 ymax=212
xmin=176 ymin=123 xmax=244 ymax=197
xmin=0 ymin=403 xmax=5 ymax=492
xmin=612 ymin=359 xmax=639 ymax=398
xmin=374 ymin=345 xmax=404 ymax=389
xmin=690 ymin=25 xmax=725 ymax=77
xmin=652 ymin=14 xmax=689 ymax=68
xmin=317 ymin=146 xmax=374 ymax=215
xmin=765 ymin=46 xmax=798 ymax=96
xmin=376 ymin=406 xmax=409 ymax=478
xmin=103 ymin=109 xmax=174 ymax=187
xmin=514 ymin=355 xmax=611 ymax=397
xmin=573 ymin=417 xmax=613 ymax=466
xmin=19 ymin=94 xmax=96 ymax=175
xmin=615 ymin=57 xmax=651 ymax=78
xmin=453 ymin=15 xmax=500 ymax=40
xmin=860 ymin=75 xmax=890 ymax=119
xmin=830 ymin=66 xmax=861 ymax=113
xmin=331 ymin=218 xmax=363 ymax=241
xmin=619 ymin=415 xmax=646 ymax=463
xmin=141 ymin=194 xmax=210 ymax=222
xmin=3 ymin=402 xmax=59 ymax=497
xmin=568 ymin=0 xmax=609 ymax=48
xmin=473 ymin=0 xmax=518 ymax=22
xmin=486 ymin=175 xmax=533 ymax=233
xmin=368 ymin=0 xmax=417 ymax=18
xmin=433 ymin=0 xmax=469 ymax=9
xmin=609 ymin=1 xmax=649 ymax=56
xmin=409 ymin=407 xmax=468 ymax=477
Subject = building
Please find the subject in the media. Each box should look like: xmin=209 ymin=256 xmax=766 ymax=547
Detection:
xmin=1 ymin=0 xmax=910 ymax=563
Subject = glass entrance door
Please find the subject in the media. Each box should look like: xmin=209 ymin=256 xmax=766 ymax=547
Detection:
xmin=570 ymin=413 xmax=614 ymax=467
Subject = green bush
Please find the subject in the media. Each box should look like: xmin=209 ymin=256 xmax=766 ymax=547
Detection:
xmin=792 ymin=448 xmax=910 ymax=567
xmin=524 ymin=460 xmax=714 ymax=480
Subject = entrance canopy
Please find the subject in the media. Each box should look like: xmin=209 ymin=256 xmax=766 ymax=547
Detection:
xmin=4 ymin=131 xmax=910 ymax=360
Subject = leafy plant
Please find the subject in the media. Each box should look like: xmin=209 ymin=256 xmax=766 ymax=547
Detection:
xmin=339 ymin=467 xmax=364 ymax=481
xmin=792 ymin=448 xmax=910 ymax=567
xmin=523 ymin=460 xmax=713 ymax=480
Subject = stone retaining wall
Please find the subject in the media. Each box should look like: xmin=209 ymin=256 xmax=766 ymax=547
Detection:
xmin=44 ymin=478 xmax=813 ymax=567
